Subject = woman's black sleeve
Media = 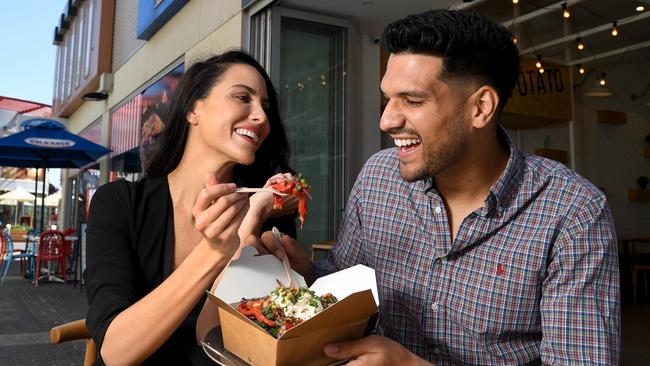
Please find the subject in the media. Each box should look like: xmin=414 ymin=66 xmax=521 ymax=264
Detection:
xmin=84 ymin=181 xmax=138 ymax=353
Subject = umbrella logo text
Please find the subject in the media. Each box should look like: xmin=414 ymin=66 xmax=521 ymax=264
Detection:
xmin=25 ymin=138 xmax=76 ymax=148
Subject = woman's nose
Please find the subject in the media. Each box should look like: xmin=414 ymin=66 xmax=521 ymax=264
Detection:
xmin=250 ymin=103 xmax=268 ymax=125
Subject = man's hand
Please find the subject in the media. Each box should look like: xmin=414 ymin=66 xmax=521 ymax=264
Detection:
xmin=244 ymin=230 xmax=315 ymax=283
xmin=323 ymin=335 xmax=432 ymax=366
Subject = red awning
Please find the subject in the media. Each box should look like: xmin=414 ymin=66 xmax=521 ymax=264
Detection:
xmin=0 ymin=96 xmax=51 ymax=117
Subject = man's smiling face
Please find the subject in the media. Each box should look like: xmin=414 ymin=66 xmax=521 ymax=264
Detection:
xmin=380 ymin=53 xmax=470 ymax=182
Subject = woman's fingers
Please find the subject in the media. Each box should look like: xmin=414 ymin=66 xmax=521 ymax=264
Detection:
xmin=194 ymin=191 xmax=248 ymax=232
xmin=264 ymin=172 xmax=294 ymax=187
xmin=202 ymin=196 xmax=249 ymax=239
xmin=192 ymin=182 xmax=239 ymax=216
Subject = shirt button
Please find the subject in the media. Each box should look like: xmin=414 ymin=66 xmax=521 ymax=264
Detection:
xmin=430 ymin=302 xmax=439 ymax=311
xmin=434 ymin=206 xmax=442 ymax=214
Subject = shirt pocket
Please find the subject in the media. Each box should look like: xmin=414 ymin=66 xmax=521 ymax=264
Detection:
xmin=445 ymin=250 xmax=543 ymax=345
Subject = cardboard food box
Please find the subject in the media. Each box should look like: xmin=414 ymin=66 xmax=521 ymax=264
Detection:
xmin=206 ymin=246 xmax=378 ymax=366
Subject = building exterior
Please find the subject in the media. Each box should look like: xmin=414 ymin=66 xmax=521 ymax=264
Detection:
xmin=51 ymin=0 xmax=650 ymax=248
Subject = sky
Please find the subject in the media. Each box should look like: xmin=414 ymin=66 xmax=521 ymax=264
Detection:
xmin=0 ymin=1 xmax=68 ymax=105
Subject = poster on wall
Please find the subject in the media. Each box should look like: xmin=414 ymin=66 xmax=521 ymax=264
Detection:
xmin=140 ymin=63 xmax=184 ymax=169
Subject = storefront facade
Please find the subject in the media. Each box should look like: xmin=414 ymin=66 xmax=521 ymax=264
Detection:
xmin=52 ymin=0 xmax=650 ymax=246
xmin=53 ymin=0 xmax=407 ymax=247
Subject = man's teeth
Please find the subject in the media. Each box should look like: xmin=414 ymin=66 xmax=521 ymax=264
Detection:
xmin=235 ymin=128 xmax=259 ymax=142
xmin=394 ymin=138 xmax=421 ymax=147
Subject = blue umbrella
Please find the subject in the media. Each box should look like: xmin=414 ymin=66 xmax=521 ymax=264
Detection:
xmin=0 ymin=118 xmax=111 ymax=231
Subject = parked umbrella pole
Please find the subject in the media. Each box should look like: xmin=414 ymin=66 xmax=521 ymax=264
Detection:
xmin=39 ymin=163 xmax=46 ymax=233
xmin=33 ymin=167 xmax=39 ymax=227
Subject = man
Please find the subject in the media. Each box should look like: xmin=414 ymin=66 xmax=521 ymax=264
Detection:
xmin=255 ymin=9 xmax=619 ymax=365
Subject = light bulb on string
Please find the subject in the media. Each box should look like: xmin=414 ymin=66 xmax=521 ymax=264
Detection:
xmin=512 ymin=0 xmax=519 ymax=4
xmin=535 ymin=55 xmax=543 ymax=69
xmin=512 ymin=33 xmax=518 ymax=44
xmin=577 ymin=64 xmax=585 ymax=74
xmin=611 ymin=21 xmax=619 ymax=36
xmin=636 ymin=5 xmax=645 ymax=12
xmin=539 ymin=67 xmax=545 ymax=74
xmin=576 ymin=37 xmax=584 ymax=50
xmin=562 ymin=3 xmax=570 ymax=18
xmin=599 ymin=73 xmax=607 ymax=86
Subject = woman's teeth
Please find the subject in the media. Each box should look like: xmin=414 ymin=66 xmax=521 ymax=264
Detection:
xmin=235 ymin=128 xmax=259 ymax=142
xmin=394 ymin=138 xmax=421 ymax=147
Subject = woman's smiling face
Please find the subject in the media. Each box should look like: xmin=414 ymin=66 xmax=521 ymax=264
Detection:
xmin=188 ymin=63 xmax=271 ymax=166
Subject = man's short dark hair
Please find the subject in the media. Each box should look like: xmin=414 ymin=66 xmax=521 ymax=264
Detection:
xmin=382 ymin=9 xmax=520 ymax=113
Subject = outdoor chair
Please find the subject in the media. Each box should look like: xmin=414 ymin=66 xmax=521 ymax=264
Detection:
xmin=35 ymin=230 xmax=67 ymax=286
xmin=62 ymin=227 xmax=78 ymax=257
xmin=310 ymin=241 xmax=336 ymax=261
xmin=50 ymin=318 xmax=96 ymax=366
xmin=1 ymin=230 xmax=36 ymax=285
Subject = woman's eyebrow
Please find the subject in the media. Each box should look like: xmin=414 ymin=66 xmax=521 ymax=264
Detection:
xmin=230 ymin=84 xmax=257 ymax=94
xmin=231 ymin=84 xmax=270 ymax=105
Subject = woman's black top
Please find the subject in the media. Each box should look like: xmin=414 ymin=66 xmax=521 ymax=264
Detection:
xmin=84 ymin=176 xmax=295 ymax=365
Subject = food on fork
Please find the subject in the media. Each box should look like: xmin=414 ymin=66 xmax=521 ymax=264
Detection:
xmin=270 ymin=173 xmax=311 ymax=228
xmin=237 ymin=286 xmax=338 ymax=338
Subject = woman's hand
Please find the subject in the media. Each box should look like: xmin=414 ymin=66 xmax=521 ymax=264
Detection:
xmin=250 ymin=172 xmax=299 ymax=218
xmin=192 ymin=173 xmax=249 ymax=257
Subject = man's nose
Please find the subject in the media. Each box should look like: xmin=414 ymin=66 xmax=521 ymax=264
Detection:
xmin=379 ymin=100 xmax=404 ymax=132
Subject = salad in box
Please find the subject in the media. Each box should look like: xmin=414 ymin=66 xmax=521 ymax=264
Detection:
xmin=206 ymin=246 xmax=378 ymax=366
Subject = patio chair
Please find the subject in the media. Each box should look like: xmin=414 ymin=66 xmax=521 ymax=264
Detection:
xmin=35 ymin=230 xmax=67 ymax=286
xmin=62 ymin=227 xmax=78 ymax=257
xmin=1 ymin=230 xmax=37 ymax=285
xmin=310 ymin=241 xmax=336 ymax=261
xmin=50 ymin=318 xmax=96 ymax=366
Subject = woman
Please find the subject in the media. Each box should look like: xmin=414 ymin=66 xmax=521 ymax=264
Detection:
xmin=85 ymin=50 xmax=297 ymax=365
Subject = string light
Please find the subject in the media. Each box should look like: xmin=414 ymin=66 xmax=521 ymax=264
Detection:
xmin=599 ymin=73 xmax=607 ymax=86
xmin=577 ymin=64 xmax=585 ymax=74
xmin=576 ymin=37 xmax=584 ymax=50
xmin=636 ymin=5 xmax=645 ymax=12
xmin=535 ymin=55 xmax=543 ymax=69
xmin=539 ymin=67 xmax=545 ymax=74
xmin=512 ymin=33 xmax=518 ymax=44
xmin=562 ymin=3 xmax=570 ymax=18
xmin=512 ymin=0 xmax=519 ymax=4
xmin=611 ymin=21 xmax=619 ymax=36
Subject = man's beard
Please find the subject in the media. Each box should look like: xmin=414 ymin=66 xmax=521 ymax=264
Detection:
xmin=400 ymin=111 xmax=468 ymax=182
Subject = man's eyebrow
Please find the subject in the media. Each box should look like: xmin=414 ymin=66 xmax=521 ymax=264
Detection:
xmin=396 ymin=90 xmax=430 ymax=98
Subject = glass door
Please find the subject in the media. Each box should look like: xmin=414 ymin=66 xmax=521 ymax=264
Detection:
xmin=277 ymin=14 xmax=348 ymax=248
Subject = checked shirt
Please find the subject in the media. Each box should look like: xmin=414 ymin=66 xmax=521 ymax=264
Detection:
xmin=315 ymin=131 xmax=620 ymax=365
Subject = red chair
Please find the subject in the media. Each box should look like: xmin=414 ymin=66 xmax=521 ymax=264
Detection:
xmin=62 ymin=227 xmax=78 ymax=257
xmin=35 ymin=230 xmax=67 ymax=286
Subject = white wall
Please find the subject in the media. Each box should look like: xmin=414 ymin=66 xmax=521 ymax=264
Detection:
xmin=509 ymin=58 xmax=650 ymax=238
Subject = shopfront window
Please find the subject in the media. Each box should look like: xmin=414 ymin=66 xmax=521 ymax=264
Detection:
xmin=65 ymin=118 xmax=103 ymax=229
xmin=109 ymin=63 xmax=184 ymax=182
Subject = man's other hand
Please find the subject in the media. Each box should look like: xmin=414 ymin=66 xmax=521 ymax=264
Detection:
xmin=323 ymin=335 xmax=432 ymax=366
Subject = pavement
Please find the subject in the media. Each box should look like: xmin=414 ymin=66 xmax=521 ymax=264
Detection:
xmin=0 ymin=264 xmax=88 ymax=365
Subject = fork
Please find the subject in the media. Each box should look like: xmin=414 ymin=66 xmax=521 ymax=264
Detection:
xmin=235 ymin=187 xmax=288 ymax=196
xmin=272 ymin=226 xmax=300 ymax=289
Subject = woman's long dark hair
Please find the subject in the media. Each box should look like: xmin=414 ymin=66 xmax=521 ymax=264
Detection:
xmin=145 ymin=50 xmax=293 ymax=188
